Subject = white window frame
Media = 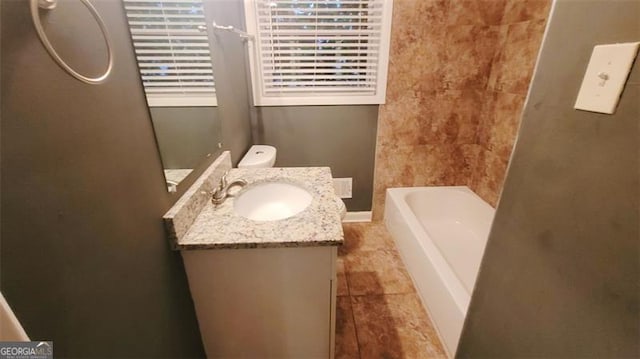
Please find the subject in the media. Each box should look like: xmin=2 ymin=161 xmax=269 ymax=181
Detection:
xmin=145 ymin=93 xmax=217 ymax=107
xmin=243 ymin=0 xmax=393 ymax=106
xmin=124 ymin=0 xmax=218 ymax=108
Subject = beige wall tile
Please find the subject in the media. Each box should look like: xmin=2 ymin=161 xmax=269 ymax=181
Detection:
xmin=476 ymin=90 xmax=498 ymax=147
xmin=419 ymin=89 xmax=483 ymax=144
xmin=488 ymin=20 xmax=547 ymax=95
xmin=502 ymin=0 xmax=552 ymax=24
xmin=373 ymin=0 xmax=548 ymax=218
xmin=448 ymin=0 xmax=507 ymax=26
xmin=488 ymin=92 xmax=526 ymax=159
xmin=443 ymin=25 xmax=501 ymax=91
xmin=470 ymin=149 xmax=509 ymax=206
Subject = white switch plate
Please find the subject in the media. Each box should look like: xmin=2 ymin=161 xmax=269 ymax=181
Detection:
xmin=574 ymin=42 xmax=640 ymax=114
xmin=333 ymin=178 xmax=352 ymax=199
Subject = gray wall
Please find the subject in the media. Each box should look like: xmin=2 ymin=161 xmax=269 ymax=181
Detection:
xmin=254 ymin=106 xmax=378 ymax=211
xmin=214 ymin=2 xmax=379 ymax=211
xmin=153 ymin=1 xmax=380 ymax=209
xmin=147 ymin=1 xmax=380 ymax=210
xmin=457 ymin=0 xmax=639 ymax=357
xmin=150 ymin=107 xmax=221 ymax=169
xmin=0 ymin=0 xmax=204 ymax=357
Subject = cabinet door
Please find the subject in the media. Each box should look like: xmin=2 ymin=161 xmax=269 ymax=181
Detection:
xmin=183 ymin=246 xmax=336 ymax=358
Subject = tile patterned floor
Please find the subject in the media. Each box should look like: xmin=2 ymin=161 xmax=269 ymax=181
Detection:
xmin=336 ymin=222 xmax=447 ymax=359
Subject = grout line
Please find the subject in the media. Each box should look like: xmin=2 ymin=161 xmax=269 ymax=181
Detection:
xmin=349 ymin=292 xmax=416 ymax=298
xmin=340 ymin=254 xmax=361 ymax=358
xmin=349 ymin=294 xmax=362 ymax=359
xmin=342 ymin=226 xmax=361 ymax=358
xmin=344 ymin=264 xmax=351 ymax=298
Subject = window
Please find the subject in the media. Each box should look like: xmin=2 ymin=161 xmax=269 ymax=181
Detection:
xmin=244 ymin=0 xmax=393 ymax=106
xmin=124 ymin=0 xmax=217 ymax=107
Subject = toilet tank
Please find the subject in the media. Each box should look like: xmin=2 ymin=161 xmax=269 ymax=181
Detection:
xmin=237 ymin=145 xmax=277 ymax=168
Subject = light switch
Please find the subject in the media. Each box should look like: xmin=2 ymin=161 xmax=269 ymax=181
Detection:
xmin=574 ymin=42 xmax=640 ymax=114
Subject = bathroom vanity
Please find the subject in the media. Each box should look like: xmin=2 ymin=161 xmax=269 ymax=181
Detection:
xmin=182 ymin=245 xmax=337 ymax=358
xmin=163 ymin=153 xmax=344 ymax=358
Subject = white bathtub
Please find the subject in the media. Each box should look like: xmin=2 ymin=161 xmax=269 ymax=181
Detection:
xmin=384 ymin=186 xmax=495 ymax=357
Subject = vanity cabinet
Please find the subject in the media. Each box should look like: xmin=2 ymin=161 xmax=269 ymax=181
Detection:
xmin=165 ymin=163 xmax=343 ymax=358
xmin=181 ymin=246 xmax=337 ymax=358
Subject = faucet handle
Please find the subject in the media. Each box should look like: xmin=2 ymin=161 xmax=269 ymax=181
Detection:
xmin=219 ymin=170 xmax=229 ymax=189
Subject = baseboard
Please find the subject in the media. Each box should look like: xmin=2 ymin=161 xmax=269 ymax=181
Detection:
xmin=342 ymin=211 xmax=372 ymax=223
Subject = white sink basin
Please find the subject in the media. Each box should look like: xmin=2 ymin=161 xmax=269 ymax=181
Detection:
xmin=233 ymin=182 xmax=313 ymax=221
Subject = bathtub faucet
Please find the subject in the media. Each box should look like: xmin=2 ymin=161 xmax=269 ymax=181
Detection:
xmin=211 ymin=171 xmax=247 ymax=205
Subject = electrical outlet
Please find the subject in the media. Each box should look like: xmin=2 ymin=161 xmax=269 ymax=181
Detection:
xmin=333 ymin=178 xmax=353 ymax=199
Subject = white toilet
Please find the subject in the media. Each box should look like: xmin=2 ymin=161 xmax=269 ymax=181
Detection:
xmin=238 ymin=145 xmax=277 ymax=168
xmin=238 ymin=145 xmax=347 ymax=219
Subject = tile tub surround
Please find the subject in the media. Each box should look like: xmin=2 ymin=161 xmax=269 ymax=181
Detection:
xmin=470 ymin=8 xmax=549 ymax=206
xmin=371 ymin=0 xmax=550 ymax=219
xmin=175 ymin=167 xmax=344 ymax=250
xmin=163 ymin=151 xmax=232 ymax=248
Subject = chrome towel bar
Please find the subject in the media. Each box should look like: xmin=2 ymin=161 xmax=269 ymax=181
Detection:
xmin=30 ymin=0 xmax=113 ymax=85
xmin=211 ymin=21 xmax=254 ymax=41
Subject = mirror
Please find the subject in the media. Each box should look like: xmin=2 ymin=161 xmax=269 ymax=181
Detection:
xmin=123 ymin=0 xmax=223 ymax=192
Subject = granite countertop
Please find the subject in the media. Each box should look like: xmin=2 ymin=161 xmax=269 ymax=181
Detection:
xmin=175 ymin=167 xmax=344 ymax=250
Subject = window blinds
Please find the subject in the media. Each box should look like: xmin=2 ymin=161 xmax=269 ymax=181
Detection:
xmin=124 ymin=0 xmax=216 ymax=107
xmin=245 ymin=0 xmax=392 ymax=106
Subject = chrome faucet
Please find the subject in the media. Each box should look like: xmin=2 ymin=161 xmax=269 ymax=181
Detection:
xmin=211 ymin=171 xmax=247 ymax=205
